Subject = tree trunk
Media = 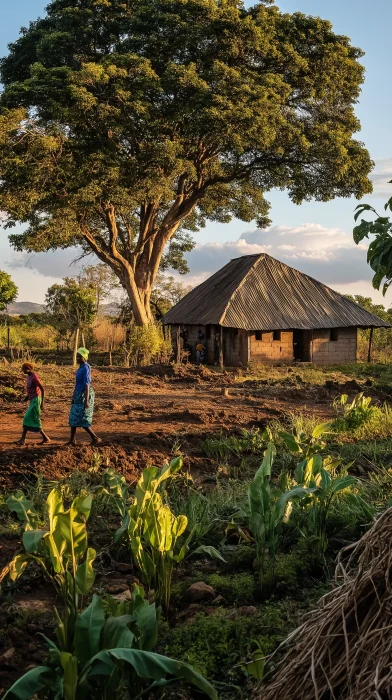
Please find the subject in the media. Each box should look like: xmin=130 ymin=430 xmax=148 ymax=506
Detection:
xmin=73 ymin=328 xmax=80 ymax=367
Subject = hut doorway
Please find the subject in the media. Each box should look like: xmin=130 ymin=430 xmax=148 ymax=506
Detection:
xmin=293 ymin=330 xmax=308 ymax=362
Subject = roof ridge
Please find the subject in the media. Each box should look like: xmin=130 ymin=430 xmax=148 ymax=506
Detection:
xmin=219 ymin=253 xmax=266 ymax=325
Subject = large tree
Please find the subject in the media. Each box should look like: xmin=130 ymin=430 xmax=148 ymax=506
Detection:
xmin=0 ymin=0 xmax=373 ymax=325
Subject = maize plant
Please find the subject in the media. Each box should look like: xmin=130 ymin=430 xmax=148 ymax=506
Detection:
xmin=0 ymin=489 xmax=96 ymax=650
xmin=4 ymin=586 xmax=217 ymax=700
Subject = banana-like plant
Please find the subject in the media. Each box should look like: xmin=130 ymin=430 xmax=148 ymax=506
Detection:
xmin=4 ymin=586 xmax=218 ymax=700
xmin=103 ymin=459 xmax=223 ymax=611
xmin=0 ymin=489 xmax=96 ymax=650
xmin=248 ymin=444 xmax=312 ymax=587
xmin=280 ymin=421 xmax=332 ymax=459
xmin=293 ymin=454 xmax=358 ymax=558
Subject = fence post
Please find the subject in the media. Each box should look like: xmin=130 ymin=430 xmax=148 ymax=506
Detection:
xmin=367 ymin=327 xmax=373 ymax=363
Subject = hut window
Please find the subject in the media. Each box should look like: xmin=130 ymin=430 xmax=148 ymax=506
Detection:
xmin=206 ymin=325 xmax=211 ymax=340
xmin=234 ymin=328 xmax=238 ymax=336
xmin=330 ymin=329 xmax=339 ymax=342
xmin=255 ymin=331 xmax=262 ymax=341
xmin=273 ymin=330 xmax=281 ymax=341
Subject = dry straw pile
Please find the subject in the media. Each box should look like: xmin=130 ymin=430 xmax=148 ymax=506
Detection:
xmin=258 ymin=507 xmax=392 ymax=700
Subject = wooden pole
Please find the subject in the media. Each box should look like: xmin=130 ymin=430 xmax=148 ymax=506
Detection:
xmin=310 ymin=329 xmax=314 ymax=363
xmin=367 ymin=327 xmax=374 ymax=363
xmin=176 ymin=325 xmax=181 ymax=364
xmin=73 ymin=328 xmax=80 ymax=367
xmin=219 ymin=325 xmax=224 ymax=370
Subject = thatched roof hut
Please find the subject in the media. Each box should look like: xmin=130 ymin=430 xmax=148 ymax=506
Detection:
xmin=163 ymin=254 xmax=390 ymax=366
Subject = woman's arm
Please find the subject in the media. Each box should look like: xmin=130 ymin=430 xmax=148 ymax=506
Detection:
xmin=84 ymin=384 xmax=90 ymax=408
xmin=36 ymin=380 xmax=45 ymax=409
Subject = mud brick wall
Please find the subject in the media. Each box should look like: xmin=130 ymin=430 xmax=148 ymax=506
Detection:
xmin=310 ymin=327 xmax=357 ymax=365
xmin=250 ymin=331 xmax=294 ymax=365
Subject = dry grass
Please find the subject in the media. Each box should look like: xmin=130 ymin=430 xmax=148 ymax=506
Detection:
xmin=258 ymin=507 xmax=392 ymax=700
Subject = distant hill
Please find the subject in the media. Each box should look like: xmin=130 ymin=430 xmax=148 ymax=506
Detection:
xmin=7 ymin=301 xmax=120 ymax=316
xmin=8 ymin=302 xmax=45 ymax=315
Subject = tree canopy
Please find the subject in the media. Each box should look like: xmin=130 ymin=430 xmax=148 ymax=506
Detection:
xmin=0 ymin=0 xmax=373 ymax=324
xmin=45 ymin=277 xmax=97 ymax=342
xmin=0 ymin=271 xmax=18 ymax=311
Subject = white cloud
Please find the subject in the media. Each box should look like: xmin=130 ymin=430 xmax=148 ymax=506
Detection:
xmin=370 ymin=158 xmax=392 ymax=199
xmin=181 ymin=223 xmax=370 ymax=286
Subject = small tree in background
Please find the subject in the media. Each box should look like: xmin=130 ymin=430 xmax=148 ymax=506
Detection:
xmin=45 ymin=278 xmax=96 ymax=364
xmin=151 ymin=274 xmax=193 ymax=319
xmin=78 ymin=263 xmax=118 ymax=314
xmin=0 ymin=270 xmax=17 ymax=311
xmin=346 ymin=295 xmax=392 ymax=362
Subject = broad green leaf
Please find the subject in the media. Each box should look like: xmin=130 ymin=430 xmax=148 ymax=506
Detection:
xmin=60 ymin=652 xmax=78 ymax=700
xmin=71 ymin=493 xmax=92 ymax=520
xmin=84 ymin=648 xmax=218 ymax=699
xmin=101 ymin=615 xmax=134 ymax=650
xmin=47 ymin=489 xmax=64 ymax=532
xmin=6 ymin=492 xmax=38 ymax=529
xmin=331 ymin=476 xmax=357 ymax=493
xmin=2 ymin=553 xmax=32 ymax=583
xmin=23 ymin=529 xmax=46 ymax=553
xmin=311 ymin=421 xmax=332 ymax=438
xmin=320 ymin=468 xmax=331 ymax=490
xmin=74 ymin=594 xmax=105 ymax=670
xmin=190 ymin=545 xmax=226 ymax=563
xmin=129 ymin=598 xmax=159 ymax=652
xmin=279 ymin=432 xmax=302 ymax=453
xmin=3 ymin=666 xmax=58 ymax=700
xmin=75 ymin=547 xmax=96 ymax=595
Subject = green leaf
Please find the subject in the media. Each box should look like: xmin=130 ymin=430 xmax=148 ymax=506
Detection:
xmin=74 ymin=594 xmax=105 ymax=670
xmin=60 ymin=653 xmax=78 ymax=700
xmin=84 ymin=649 xmax=218 ymax=699
xmin=3 ymin=666 xmax=58 ymax=699
xmin=190 ymin=545 xmax=226 ymax=563
xmin=1 ymin=553 xmax=32 ymax=583
xmin=331 ymin=476 xmax=357 ymax=493
xmin=311 ymin=421 xmax=332 ymax=438
xmin=279 ymin=432 xmax=302 ymax=453
xmin=101 ymin=615 xmax=134 ymax=650
xmin=23 ymin=529 xmax=46 ymax=553
xmin=71 ymin=493 xmax=93 ymax=520
xmin=129 ymin=597 xmax=159 ymax=652
xmin=75 ymin=547 xmax=96 ymax=595
xmin=6 ymin=492 xmax=38 ymax=529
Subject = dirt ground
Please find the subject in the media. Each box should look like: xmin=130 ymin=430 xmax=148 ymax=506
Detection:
xmin=0 ymin=362 xmax=370 ymax=490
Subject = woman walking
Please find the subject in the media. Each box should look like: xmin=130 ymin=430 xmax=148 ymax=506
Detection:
xmin=18 ymin=363 xmax=51 ymax=445
xmin=67 ymin=348 xmax=100 ymax=446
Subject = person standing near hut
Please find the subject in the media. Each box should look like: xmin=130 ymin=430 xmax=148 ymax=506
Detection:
xmin=66 ymin=348 xmax=100 ymax=446
xmin=18 ymin=362 xmax=51 ymax=445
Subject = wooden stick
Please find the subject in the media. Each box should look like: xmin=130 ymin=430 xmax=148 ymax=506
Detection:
xmin=219 ymin=325 xmax=224 ymax=370
xmin=176 ymin=325 xmax=181 ymax=364
xmin=367 ymin=327 xmax=374 ymax=363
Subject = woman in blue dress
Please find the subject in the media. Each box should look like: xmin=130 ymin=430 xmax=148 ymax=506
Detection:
xmin=66 ymin=347 xmax=100 ymax=446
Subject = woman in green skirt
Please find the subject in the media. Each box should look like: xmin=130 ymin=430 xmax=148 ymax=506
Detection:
xmin=18 ymin=363 xmax=51 ymax=445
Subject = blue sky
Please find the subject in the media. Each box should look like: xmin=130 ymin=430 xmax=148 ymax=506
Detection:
xmin=0 ymin=0 xmax=391 ymax=303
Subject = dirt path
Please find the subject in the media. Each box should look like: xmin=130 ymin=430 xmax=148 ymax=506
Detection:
xmin=0 ymin=365 xmax=336 ymax=488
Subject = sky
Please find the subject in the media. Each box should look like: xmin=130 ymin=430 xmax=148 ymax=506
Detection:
xmin=0 ymin=0 xmax=391 ymax=304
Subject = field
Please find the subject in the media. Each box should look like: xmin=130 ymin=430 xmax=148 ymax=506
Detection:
xmin=1 ymin=359 xmax=392 ymax=699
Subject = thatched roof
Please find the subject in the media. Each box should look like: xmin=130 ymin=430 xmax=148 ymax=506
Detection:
xmin=163 ymin=254 xmax=390 ymax=330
